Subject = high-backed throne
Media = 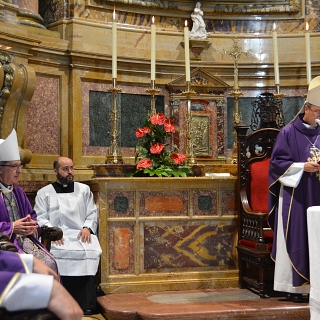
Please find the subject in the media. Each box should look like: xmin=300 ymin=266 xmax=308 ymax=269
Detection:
xmin=236 ymin=92 xmax=284 ymax=297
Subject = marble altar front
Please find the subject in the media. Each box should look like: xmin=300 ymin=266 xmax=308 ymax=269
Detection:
xmin=86 ymin=176 xmax=238 ymax=294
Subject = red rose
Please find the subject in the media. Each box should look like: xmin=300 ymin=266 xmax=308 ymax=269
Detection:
xmin=171 ymin=152 xmax=187 ymax=164
xmin=164 ymin=119 xmax=175 ymax=133
xmin=136 ymin=126 xmax=151 ymax=138
xmin=150 ymin=142 xmax=165 ymax=154
xmin=150 ymin=113 xmax=165 ymax=125
xmin=137 ymin=158 xmax=153 ymax=169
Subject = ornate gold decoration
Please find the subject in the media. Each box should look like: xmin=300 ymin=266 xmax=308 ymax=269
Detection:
xmin=146 ymin=80 xmax=160 ymax=117
xmin=223 ymin=39 xmax=250 ymax=164
xmin=308 ymin=148 xmax=320 ymax=180
xmin=0 ymin=53 xmax=14 ymax=134
xmin=183 ymin=81 xmax=197 ymax=165
xmin=192 ymin=115 xmax=210 ymax=157
xmin=106 ymin=78 xmax=123 ymax=164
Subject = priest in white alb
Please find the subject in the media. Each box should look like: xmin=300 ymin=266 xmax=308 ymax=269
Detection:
xmin=34 ymin=156 xmax=102 ymax=316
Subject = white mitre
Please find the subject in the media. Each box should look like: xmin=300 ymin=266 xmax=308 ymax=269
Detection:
xmin=0 ymin=129 xmax=20 ymax=162
xmin=307 ymin=76 xmax=320 ymax=107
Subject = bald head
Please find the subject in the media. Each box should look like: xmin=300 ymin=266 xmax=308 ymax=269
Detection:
xmin=54 ymin=157 xmax=73 ymax=170
xmin=53 ymin=157 xmax=74 ymax=184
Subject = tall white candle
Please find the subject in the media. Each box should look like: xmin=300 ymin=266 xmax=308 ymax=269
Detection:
xmin=305 ymin=22 xmax=311 ymax=85
xmin=184 ymin=20 xmax=190 ymax=82
xmin=151 ymin=16 xmax=156 ymax=81
xmin=272 ymin=23 xmax=280 ymax=85
xmin=112 ymin=9 xmax=117 ymax=79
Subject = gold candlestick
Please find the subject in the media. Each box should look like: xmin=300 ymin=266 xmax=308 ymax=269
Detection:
xmin=146 ymin=80 xmax=160 ymax=117
xmin=106 ymin=78 xmax=123 ymax=164
xmin=183 ymin=81 xmax=197 ymax=165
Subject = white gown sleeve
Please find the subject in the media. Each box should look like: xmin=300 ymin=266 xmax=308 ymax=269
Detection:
xmin=35 ymin=188 xmax=53 ymax=228
xmin=82 ymin=185 xmax=98 ymax=234
xmin=19 ymin=254 xmax=34 ymax=273
xmin=1 ymin=273 xmax=53 ymax=311
xmin=279 ymin=162 xmax=304 ymax=188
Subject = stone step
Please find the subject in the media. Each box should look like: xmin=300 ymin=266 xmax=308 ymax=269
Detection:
xmin=97 ymin=288 xmax=310 ymax=320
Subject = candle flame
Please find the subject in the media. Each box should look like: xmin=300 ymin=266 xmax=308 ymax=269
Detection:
xmin=113 ymin=9 xmax=116 ymax=21
xmin=306 ymin=22 xmax=309 ymax=31
xmin=185 ymin=20 xmax=187 ymax=27
xmin=273 ymin=23 xmax=276 ymax=31
xmin=152 ymin=16 xmax=155 ymax=24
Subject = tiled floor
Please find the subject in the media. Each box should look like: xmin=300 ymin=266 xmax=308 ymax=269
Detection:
xmin=97 ymin=288 xmax=310 ymax=320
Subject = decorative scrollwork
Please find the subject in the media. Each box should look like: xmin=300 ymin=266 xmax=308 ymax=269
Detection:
xmin=250 ymin=92 xmax=285 ymax=131
xmin=0 ymin=53 xmax=14 ymax=133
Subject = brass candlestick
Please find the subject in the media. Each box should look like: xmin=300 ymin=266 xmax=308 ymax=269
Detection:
xmin=274 ymin=84 xmax=285 ymax=99
xmin=183 ymin=81 xmax=197 ymax=165
xmin=105 ymin=78 xmax=123 ymax=164
xmin=146 ymin=80 xmax=161 ymax=117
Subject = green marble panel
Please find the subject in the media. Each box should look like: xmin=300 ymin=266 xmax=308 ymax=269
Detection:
xmin=89 ymin=91 xmax=164 ymax=148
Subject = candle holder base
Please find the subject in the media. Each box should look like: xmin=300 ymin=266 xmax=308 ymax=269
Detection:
xmin=274 ymin=84 xmax=285 ymax=99
xmin=105 ymin=155 xmax=123 ymax=164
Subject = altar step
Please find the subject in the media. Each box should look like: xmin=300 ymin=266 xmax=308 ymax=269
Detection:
xmin=97 ymin=288 xmax=310 ymax=320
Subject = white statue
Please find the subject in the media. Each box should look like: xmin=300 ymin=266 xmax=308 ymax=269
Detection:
xmin=190 ymin=2 xmax=208 ymax=40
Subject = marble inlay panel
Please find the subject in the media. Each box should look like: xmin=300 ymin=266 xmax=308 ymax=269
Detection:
xmin=221 ymin=190 xmax=236 ymax=216
xmin=144 ymin=224 xmax=236 ymax=269
xmin=113 ymin=228 xmax=130 ymax=270
xmin=140 ymin=191 xmax=188 ymax=216
xmin=108 ymin=191 xmax=135 ymax=218
xmin=108 ymin=223 xmax=135 ymax=275
xmin=27 ymin=76 xmax=59 ymax=155
xmin=192 ymin=189 xmax=217 ymax=216
xmin=145 ymin=196 xmax=183 ymax=212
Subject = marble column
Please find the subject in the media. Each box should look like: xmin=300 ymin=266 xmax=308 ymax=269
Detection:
xmin=17 ymin=0 xmax=45 ymax=29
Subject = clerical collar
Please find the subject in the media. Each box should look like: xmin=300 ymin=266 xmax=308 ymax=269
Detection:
xmin=0 ymin=181 xmax=13 ymax=193
xmin=52 ymin=181 xmax=74 ymax=193
xmin=302 ymin=118 xmax=318 ymax=129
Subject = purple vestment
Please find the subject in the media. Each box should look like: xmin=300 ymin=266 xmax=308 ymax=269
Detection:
xmin=0 ymin=251 xmax=27 ymax=294
xmin=268 ymin=114 xmax=320 ymax=287
xmin=0 ymin=184 xmax=58 ymax=273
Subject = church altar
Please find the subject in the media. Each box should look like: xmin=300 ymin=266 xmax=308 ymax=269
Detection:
xmin=85 ymin=174 xmax=239 ymax=294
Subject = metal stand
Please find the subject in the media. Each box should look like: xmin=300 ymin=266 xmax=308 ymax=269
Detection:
xmin=146 ymin=80 xmax=160 ymax=117
xmin=105 ymin=78 xmax=123 ymax=164
xmin=184 ymin=81 xmax=197 ymax=165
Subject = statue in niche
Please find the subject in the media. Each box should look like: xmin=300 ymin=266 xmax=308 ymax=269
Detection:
xmin=189 ymin=2 xmax=208 ymax=40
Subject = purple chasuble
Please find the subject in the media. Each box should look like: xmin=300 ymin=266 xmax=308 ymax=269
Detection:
xmin=268 ymin=114 xmax=320 ymax=287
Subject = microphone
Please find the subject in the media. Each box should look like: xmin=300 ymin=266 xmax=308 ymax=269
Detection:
xmin=316 ymin=119 xmax=320 ymax=126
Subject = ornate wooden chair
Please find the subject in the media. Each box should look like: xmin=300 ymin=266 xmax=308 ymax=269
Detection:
xmin=235 ymin=92 xmax=283 ymax=297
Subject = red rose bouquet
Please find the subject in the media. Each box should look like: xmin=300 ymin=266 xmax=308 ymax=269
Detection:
xmin=132 ymin=113 xmax=192 ymax=177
